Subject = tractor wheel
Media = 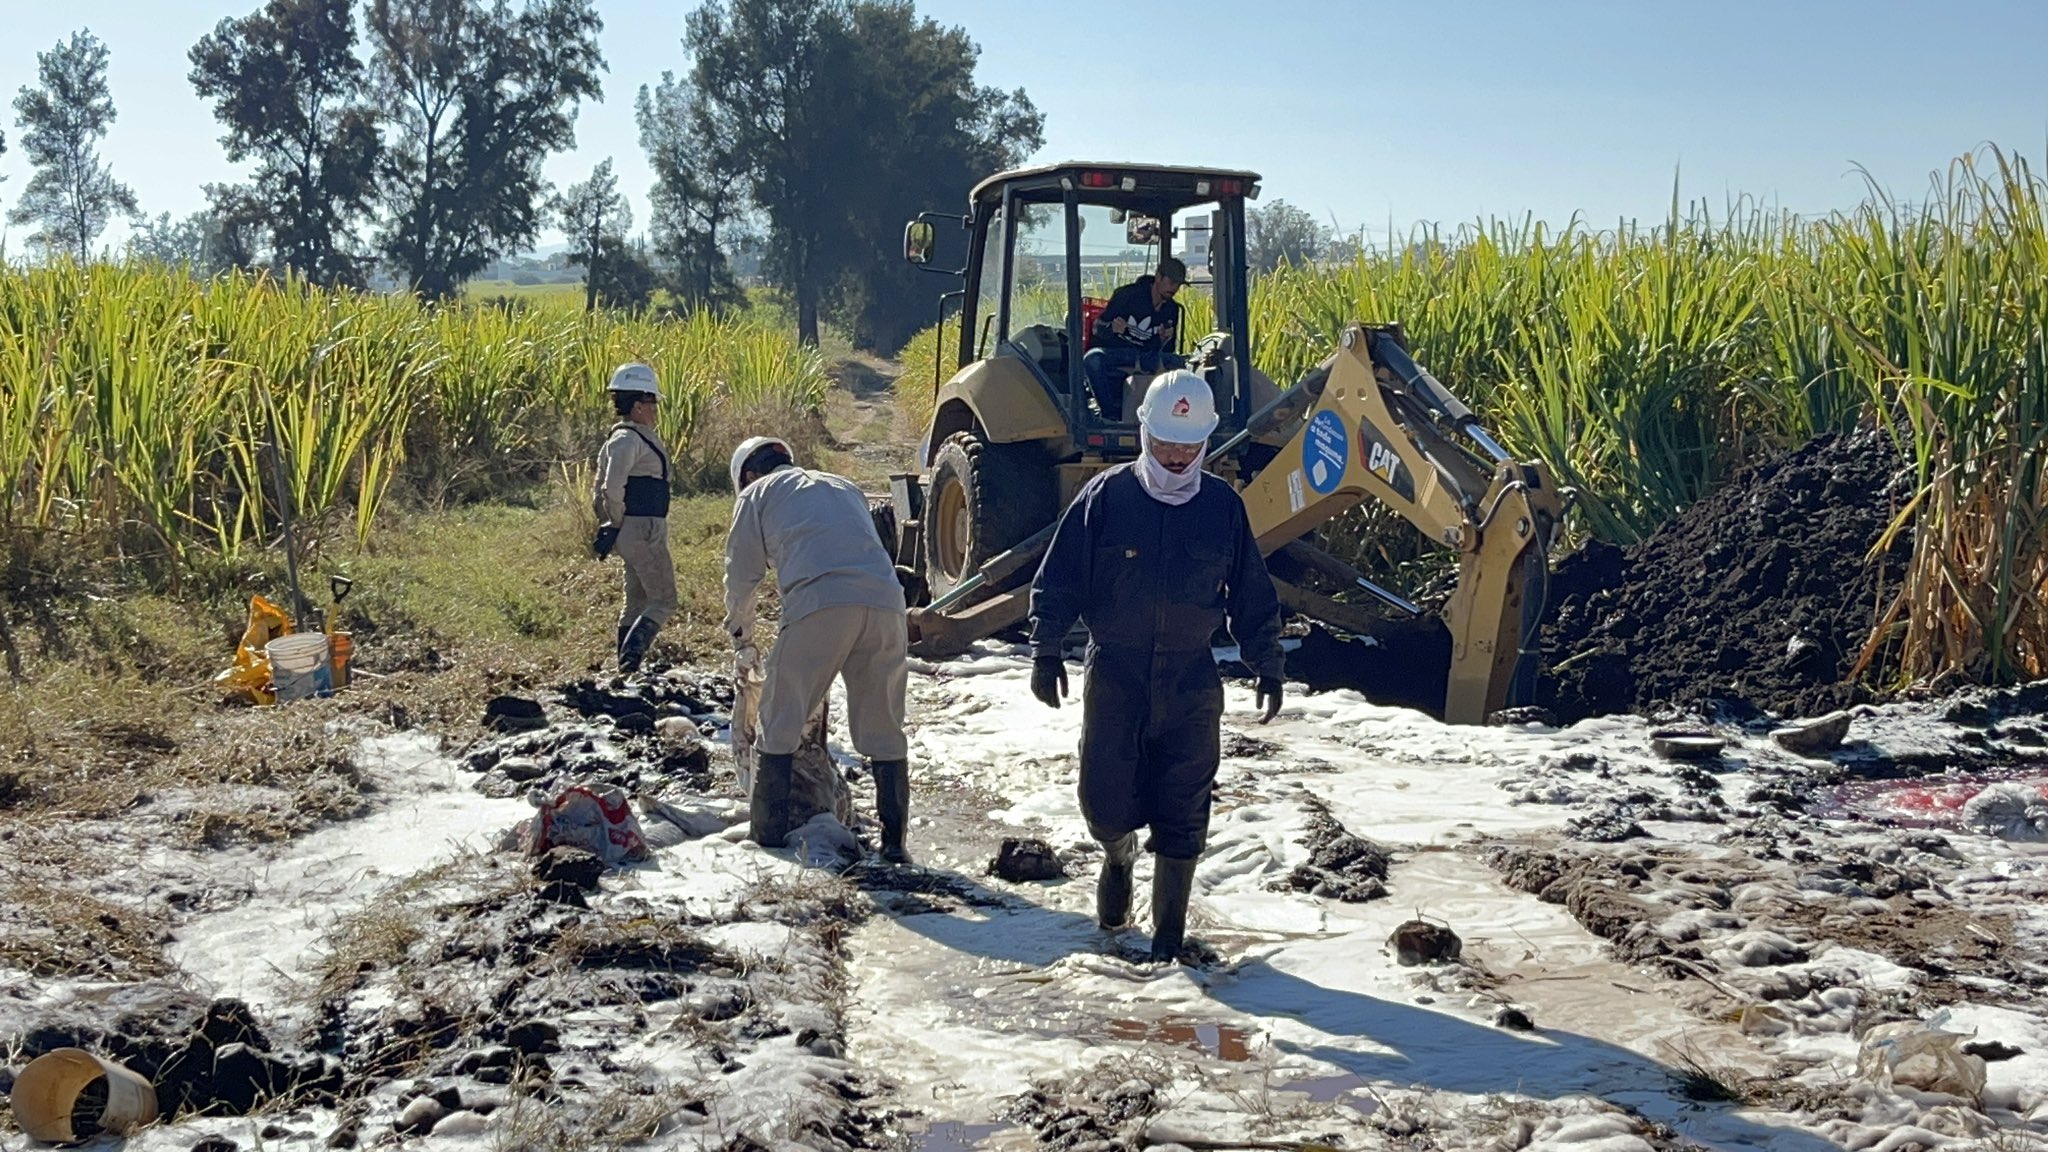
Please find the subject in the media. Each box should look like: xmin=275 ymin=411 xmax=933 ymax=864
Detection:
xmin=923 ymin=430 xmax=1055 ymax=602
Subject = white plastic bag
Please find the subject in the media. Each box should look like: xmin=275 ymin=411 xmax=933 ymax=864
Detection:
xmin=1856 ymin=1017 xmax=1987 ymax=1098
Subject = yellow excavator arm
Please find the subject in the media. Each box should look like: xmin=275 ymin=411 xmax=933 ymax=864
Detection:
xmin=1236 ymin=324 xmax=1564 ymax=724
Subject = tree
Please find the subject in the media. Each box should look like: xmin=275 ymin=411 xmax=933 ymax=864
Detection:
xmin=201 ymin=183 xmax=272 ymax=272
xmin=1245 ymin=199 xmax=1331 ymax=277
xmin=189 ymin=0 xmax=381 ymax=287
xmin=8 ymin=30 xmax=139 ymax=262
xmin=127 ymin=208 xmax=252 ymax=277
xmin=682 ymin=0 xmax=853 ymax=345
xmin=586 ymin=236 xmax=658 ymax=312
xmin=825 ymin=2 xmax=1040 ymax=349
xmin=366 ymin=0 xmax=604 ymax=299
xmin=549 ymin=158 xmax=631 ymax=312
xmin=126 ymin=211 xmax=208 ymax=267
xmin=681 ymin=0 xmax=1040 ymax=348
xmin=637 ymin=72 xmax=748 ymax=313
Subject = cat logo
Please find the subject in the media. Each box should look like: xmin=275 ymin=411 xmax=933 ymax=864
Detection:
xmin=1358 ymin=424 xmax=1417 ymax=502
xmin=1368 ymin=440 xmax=1401 ymax=481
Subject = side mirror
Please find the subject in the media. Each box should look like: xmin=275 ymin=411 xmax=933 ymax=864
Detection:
xmin=1125 ymin=214 xmax=1160 ymax=245
xmin=904 ymin=220 xmax=936 ymax=265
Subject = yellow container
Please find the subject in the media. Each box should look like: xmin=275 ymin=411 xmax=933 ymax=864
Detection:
xmin=11 ymin=1048 xmax=159 ymax=1142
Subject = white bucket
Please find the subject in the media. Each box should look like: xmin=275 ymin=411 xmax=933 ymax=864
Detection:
xmin=266 ymin=632 xmax=333 ymax=702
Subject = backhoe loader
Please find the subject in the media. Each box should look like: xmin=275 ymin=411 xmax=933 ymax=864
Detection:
xmin=888 ymin=162 xmax=1562 ymax=724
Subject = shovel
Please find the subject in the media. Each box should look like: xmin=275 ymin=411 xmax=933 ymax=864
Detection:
xmin=325 ymin=575 xmax=357 ymax=687
xmin=327 ymin=575 xmax=354 ymax=621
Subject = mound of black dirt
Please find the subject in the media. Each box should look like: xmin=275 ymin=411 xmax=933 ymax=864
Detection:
xmin=1274 ymin=798 xmax=1392 ymax=902
xmin=1539 ymin=431 xmax=1912 ymax=723
xmin=12 ymin=994 xmax=343 ymax=1119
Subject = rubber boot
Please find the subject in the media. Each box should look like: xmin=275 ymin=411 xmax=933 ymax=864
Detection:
xmin=750 ymin=751 xmax=795 ymax=848
xmin=1148 ymin=855 xmax=1199 ymax=963
xmin=1096 ymin=832 xmax=1139 ymax=930
xmin=871 ymin=759 xmax=912 ymax=865
xmin=617 ymin=616 xmax=660 ymax=673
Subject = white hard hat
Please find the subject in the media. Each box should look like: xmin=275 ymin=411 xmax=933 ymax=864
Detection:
xmin=608 ymin=362 xmax=660 ymax=399
xmin=1137 ymin=370 xmax=1219 ymax=443
xmin=729 ymin=435 xmax=794 ymax=493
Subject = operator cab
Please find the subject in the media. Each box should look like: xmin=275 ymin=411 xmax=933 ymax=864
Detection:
xmin=906 ymin=163 xmax=1263 ymax=461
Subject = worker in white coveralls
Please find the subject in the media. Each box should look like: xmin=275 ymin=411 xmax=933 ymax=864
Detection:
xmin=591 ymin=362 xmax=676 ymax=673
xmin=724 ymin=436 xmax=914 ymax=863
xmin=1028 ymin=371 xmax=1284 ymax=963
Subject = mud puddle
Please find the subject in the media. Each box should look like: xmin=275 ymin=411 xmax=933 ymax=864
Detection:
xmin=1101 ymin=1018 xmax=1257 ymax=1061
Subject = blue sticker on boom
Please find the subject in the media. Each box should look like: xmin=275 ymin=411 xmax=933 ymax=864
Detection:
xmin=1304 ymin=410 xmax=1348 ymax=495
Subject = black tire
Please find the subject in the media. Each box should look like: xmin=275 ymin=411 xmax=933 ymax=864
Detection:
xmin=923 ymin=430 xmax=1056 ymax=601
xmin=867 ymin=499 xmax=899 ymax=559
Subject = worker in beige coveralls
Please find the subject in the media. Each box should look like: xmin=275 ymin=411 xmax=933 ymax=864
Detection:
xmin=591 ymin=363 xmax=675 ymax=673
xmin=724 ymin=436 xmax=913 ymax=863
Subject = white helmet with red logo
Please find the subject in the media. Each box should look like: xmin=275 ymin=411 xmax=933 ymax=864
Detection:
xmin=1136 ymin=370 xmax=1218 ymax=443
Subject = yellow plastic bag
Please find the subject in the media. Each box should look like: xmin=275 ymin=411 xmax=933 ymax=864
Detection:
xmin=212 ymin=595 xmax=294 ymax=704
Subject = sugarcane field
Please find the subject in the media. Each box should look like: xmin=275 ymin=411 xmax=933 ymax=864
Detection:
xmin=4 ymin=4 xmax=2048 ymax=1151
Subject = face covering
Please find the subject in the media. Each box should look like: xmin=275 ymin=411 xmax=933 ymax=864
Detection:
xmin=1136 ymin=428 xmax=1203 ymax=506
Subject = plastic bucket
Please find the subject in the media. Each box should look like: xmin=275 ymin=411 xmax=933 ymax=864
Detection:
xmin=328 ymin=631 xmax=353 ymax=690
xmin=12 ymin=1047 xmax=160 ymax=1142
xmin=266 ymin=632 xmax=333 ymax=703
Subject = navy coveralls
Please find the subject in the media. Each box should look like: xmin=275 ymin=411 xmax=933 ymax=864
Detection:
xmin=1028 ymin=465 xmax=1284 ymax=859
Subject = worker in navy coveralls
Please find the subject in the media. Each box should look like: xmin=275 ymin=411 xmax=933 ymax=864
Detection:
xmin=1028 ymin=370 xmax=1284 ymax=963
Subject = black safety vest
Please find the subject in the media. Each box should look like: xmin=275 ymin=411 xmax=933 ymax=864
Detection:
xmin=623 ymin=426 xmax=671 ymax=518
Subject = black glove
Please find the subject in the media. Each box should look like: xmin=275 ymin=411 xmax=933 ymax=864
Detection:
xmin=1030 ymin=655 xmax=1068 ymax=709
xmin=1256 ymin=676 xmax=1283 ymax=724
xmin=592 ymin=524 xmax=619 ymax=560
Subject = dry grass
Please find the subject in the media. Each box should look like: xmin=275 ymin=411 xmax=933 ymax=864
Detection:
xmin=735 ymin=866 xmax=869 ymax=927
xmin=0 ymin=835 xmax=171 ymax=980
xmin=490 ymin=1086 xmax=704 ymax=1152
xmin=1654 ymin=1033 xmax=1772 ymax=1105
xmin=3 ymin=675 xmax=369 ymax=837
xmin=306 ymin=853 xmax=520 ymax=1004
xmin=552 ymin=914 xmax=741 ymax=974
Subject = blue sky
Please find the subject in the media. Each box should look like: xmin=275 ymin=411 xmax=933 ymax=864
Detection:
xmin=2 ymin=0 xmax=2045 ymax=252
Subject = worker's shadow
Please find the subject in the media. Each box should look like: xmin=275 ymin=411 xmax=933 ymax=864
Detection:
xmin=874 ymin=869 xmax=1840 ymax=1152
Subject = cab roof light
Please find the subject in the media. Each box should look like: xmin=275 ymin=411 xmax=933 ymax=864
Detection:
xmin=1077 ymin=171 xmax=1116 ymax=189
